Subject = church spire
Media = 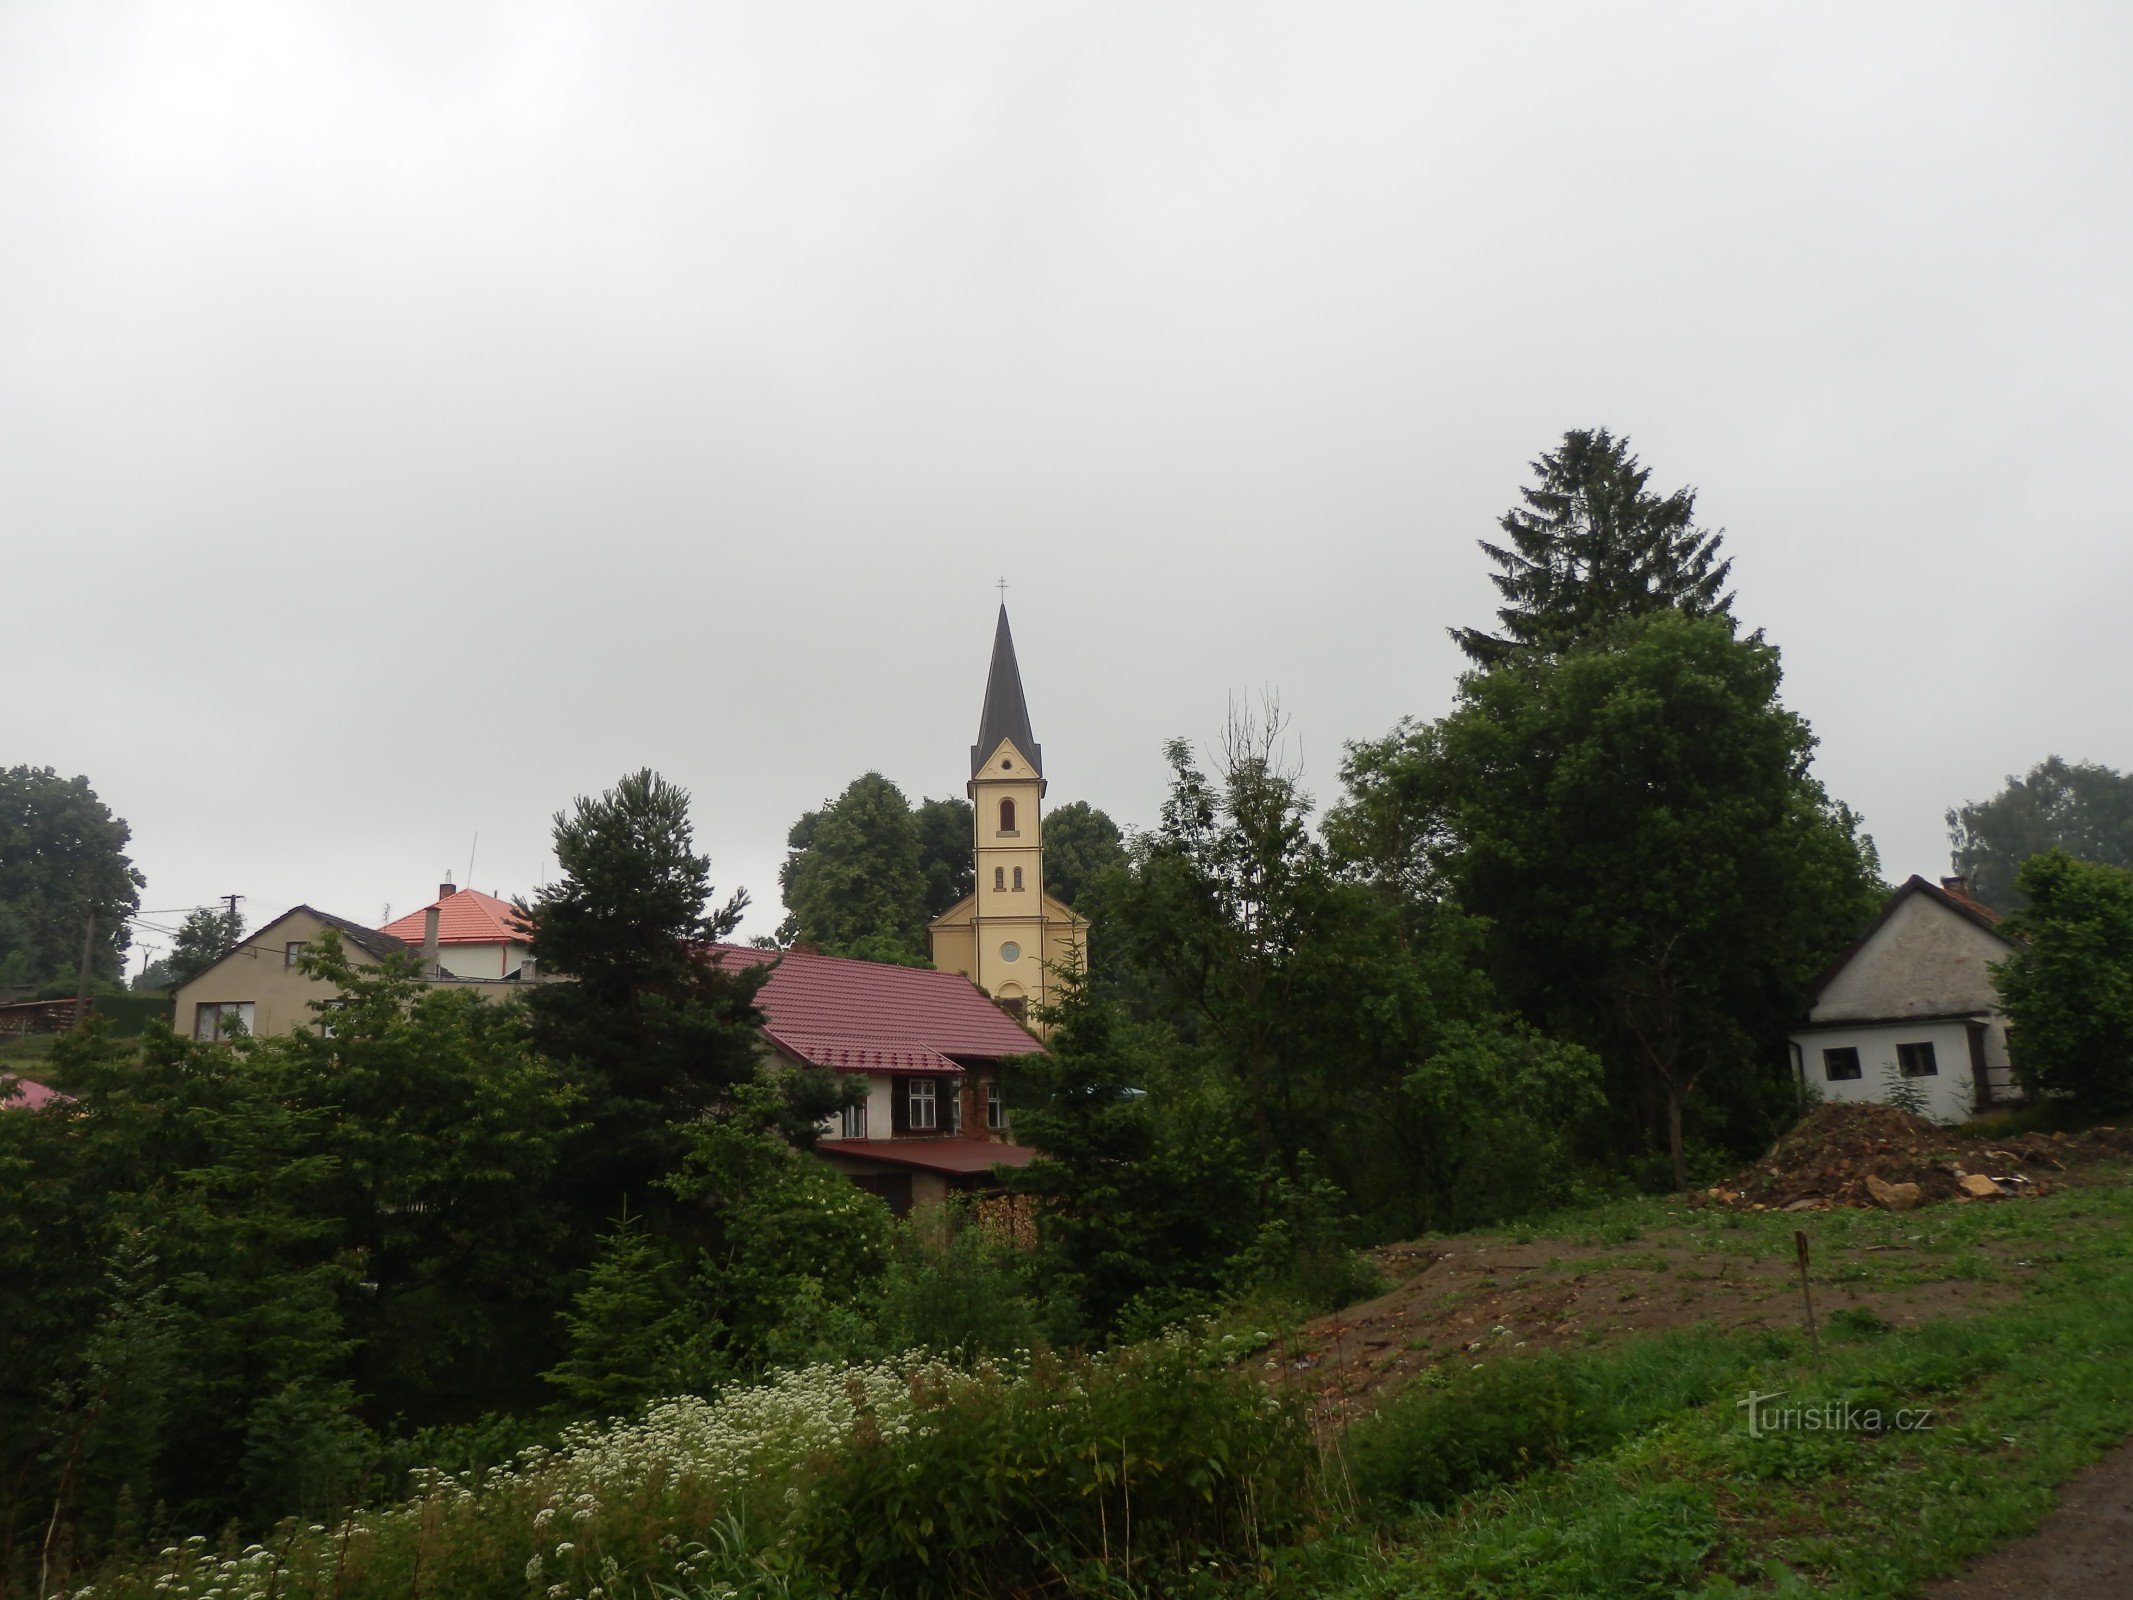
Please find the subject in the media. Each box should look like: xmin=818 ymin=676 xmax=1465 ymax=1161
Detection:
xmin=971 ymin=604 xmax=1041 ymax=778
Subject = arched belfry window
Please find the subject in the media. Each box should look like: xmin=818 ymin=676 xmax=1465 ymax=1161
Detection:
xmin=993 ymin=867 xmax=1005 ymax=891
xmin=1012 ymin=866 xmax=1024 ymax=891
xmin=999 ymin=797 xmax=1017 ymax=834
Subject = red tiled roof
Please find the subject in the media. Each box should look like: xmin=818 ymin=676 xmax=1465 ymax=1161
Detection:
xmin=0 ymin=1074 xmax=69 ymax=1111
xmin=703 ymin=944 xmax=1040 ymax=1071
xmin=817 ymin=1138 xmax=1039 ymax=1175
xmin=380 ymin=888 xmax=532 ymax=948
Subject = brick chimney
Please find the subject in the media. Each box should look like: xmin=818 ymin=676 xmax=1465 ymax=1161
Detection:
xmin=421 ymin=905 xmax=441 ymax=977
xmin=438 ymin=879 xmax=457 ymax=899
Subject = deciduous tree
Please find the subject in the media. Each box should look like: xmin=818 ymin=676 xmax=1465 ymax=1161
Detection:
xmin=1993 ymin=850 xmax=2133 ymax=1114
xmin=0 ymin=766 xmax=145 ymax=989
xmin=1379 ymin=612 xmax=1881 ymax=1187
xmin=1948 ymin=757 xmax=2133 ymax=911
xmin=1041 ymin=800 xmax=1127 ymax=909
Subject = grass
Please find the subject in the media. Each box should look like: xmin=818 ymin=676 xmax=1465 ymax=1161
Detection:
xmin=64 ymin=1167 xmax=2133 ymax=1599
xmin=1295 ymin=1165 xmax=2133 ymax=1598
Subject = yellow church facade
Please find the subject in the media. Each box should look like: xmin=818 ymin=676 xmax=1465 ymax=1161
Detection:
xmin=928 ymin=606 xmax=1087 ymax=1028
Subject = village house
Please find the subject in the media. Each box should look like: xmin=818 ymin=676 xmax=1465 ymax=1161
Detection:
xmin=712 ymin=943 xmax=1040 ymax=1212
xmin=1790 ymin=874 xmax=2022 ymax=1124
xmin=379 ymin=883 xmax=536 ymax=978
xmin=167 ymin=901 xmax=526 ymax=1041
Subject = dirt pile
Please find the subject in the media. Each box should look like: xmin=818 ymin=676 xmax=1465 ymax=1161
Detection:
xmin=1702 ymin=1102 xmax=2133 ymax=1211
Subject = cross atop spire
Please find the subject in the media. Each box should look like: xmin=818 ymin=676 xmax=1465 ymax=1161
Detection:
xmin=971 ymin=604 xmax=1041 ymax=778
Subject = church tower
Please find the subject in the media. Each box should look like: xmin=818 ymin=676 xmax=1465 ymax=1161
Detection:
xmin=928 ymin=606 xmax=1087 ymax=1029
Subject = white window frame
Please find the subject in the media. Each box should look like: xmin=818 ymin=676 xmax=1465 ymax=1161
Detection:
xmin=194 ymin=1001 xmax=255 ymax=1042
xmin=284 ymin=941 xmax=308 ymax=967
xmin=986 ymin=1081 xmax=1006 ymax=1130
xmin=839 ymin=1100 xmax=868 ymax=1139
xmin=908 ymin=1077 xmax=937 ymax=1131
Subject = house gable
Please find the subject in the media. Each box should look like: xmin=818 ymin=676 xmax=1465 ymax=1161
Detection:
xmin=1807 ymin=877 xmax=2017 ymax=1026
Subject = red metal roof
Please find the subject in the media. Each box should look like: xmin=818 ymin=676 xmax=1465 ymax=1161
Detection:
xmin=704 ymin=944 xmax=1041 ymax=1072
xmin=817 ymin=1138 xmax=1039 ymax=1175
xmin=0 ymin=1074 xmax=69 ymax=1111
xmin=379 ymin=888 xmax=532 ymax=948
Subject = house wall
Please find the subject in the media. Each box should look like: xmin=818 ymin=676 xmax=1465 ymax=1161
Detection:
xmin=171 ymin=909 xmax=381 ymax=1041
xmin=433 ymin=940 xmax=533 ymax=979
xmin=1811 ymin=894 xmax=2011 ymax=1024
xmin=1790 ymin=1017 xmax=1985 ymax=1124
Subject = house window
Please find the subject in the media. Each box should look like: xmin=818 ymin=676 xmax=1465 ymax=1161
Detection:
xmin=1012 ymin=866 xmax=1023 ymax=891
xmin=907 ymin=1077 xmax=938 ymax=1131
xmin=284 ymin=941 xmax=308 ymax=967
xmin=999 ymin=797 xmax=1017 ymax=834
xmin=1898 ymin=1041 xmax=1939 ymax=1077
xmin=986 ymin=1082 xmax=1005 ymax=1130
xmin=839 ymin=1100 xmax=868 ymax=1139
xmin=999 ymin=941 xmax=1020 ymax=962
xmin=950 ymin=1084 xmax=963 ymax=1134
xmin=193 ymin=1002 xmax=255 ymax=1042
xmin=994 ymin=866 xmax=1006 ymax=890
xmin=1822 ymin=1047 xmax=1862 ymax=1081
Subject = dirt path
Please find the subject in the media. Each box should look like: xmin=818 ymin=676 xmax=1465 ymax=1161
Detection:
xmin=1923 ymin=1435 xmax=2133 ymax=1598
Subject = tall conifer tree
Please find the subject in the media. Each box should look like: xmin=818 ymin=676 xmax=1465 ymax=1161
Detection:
xmin=1453 ymin=429 xmax=1735 ymax=668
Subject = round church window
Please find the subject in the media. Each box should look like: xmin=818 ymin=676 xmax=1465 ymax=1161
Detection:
xmin=1000 ymin=941 xmax=1021 ymax=963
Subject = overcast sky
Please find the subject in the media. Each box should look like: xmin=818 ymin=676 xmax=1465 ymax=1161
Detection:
xmin=6 ymin=2 xmax=2130 ymax=966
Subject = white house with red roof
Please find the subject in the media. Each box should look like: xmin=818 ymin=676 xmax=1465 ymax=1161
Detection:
xmin=709 ymin=944 xmax=1043 ymax=1213
xmin=379 ymin=882 xmax=535 ymax=980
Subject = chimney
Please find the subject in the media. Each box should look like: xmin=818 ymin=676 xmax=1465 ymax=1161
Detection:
xmin=438 ymin=879 xmax=457 ymax=899
xmin=421 ymin=906 xmax=441 ymax=977
xmin=519 ymin=955 xmax=538 ymax=983
xmin=1941 ymin=875 xmax=1973 ymax=900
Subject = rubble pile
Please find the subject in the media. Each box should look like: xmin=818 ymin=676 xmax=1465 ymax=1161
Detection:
xmin=1701 ymin=1102 xmax=2133 ymax=1212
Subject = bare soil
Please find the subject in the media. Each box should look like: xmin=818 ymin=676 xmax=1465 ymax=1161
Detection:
xmin=1272 ymin=1226 xmax=2028 ymax=1423
xmin=1702 ymin=1102 xmax=2133 ymax=1211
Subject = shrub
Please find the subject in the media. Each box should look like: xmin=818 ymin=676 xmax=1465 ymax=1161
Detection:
xmin=794 ymin=1337 xmax=1317 ymax=1596
xmin=1346 ymin=1354 xmax=1598 ymax=1510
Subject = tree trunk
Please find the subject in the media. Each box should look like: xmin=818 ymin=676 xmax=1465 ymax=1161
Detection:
xmin=1667 ymin=1083 xmax=1686 ymax=1191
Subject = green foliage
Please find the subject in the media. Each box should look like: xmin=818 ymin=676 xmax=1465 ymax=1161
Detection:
xmin=1226 ymin=1161 xmax=1386 ymax=1318
xmin=1418 ymin=612 xmax=1882 ymax=1184
xmin=1010 ymin=971 xmax=1257 ymax=1335
xmin=0 ymin=764 xmax=145 ymax=988
xmin=660 ymin=1082 xmax=894 ymax=1379
xmin=165 ymin=903 xmax=245 ymax=987
xmin=777 ymin=772 xmax=932 ymax=962
xmin=1041 ymin=799 xmax=1127 ymax=909
xmin=793 ymin=1339 xmax=1318 ymax=1597
xmin=874 ymin=1204 xmax=1044 ymax=1358
xmin=543 ymin=1208 xmax=691 ymax=1414
xmin=1994 ymin=849 xmax=2133 ymax=1113
xmin=1879 ymin=1062 xmax=1932 ymax=1118
xmin=915 ymin=793 xmax=977 ymax=918
xmin=1949 ymin=755 xmax=2133 ymax=911
xmin=524 ymin=769 xmax=776 ymax=1211
xmin=1401 ymin=1019 xmax=1606 ymax=1226
xmin=1348 ymin=1353 xmax=1596 ymax=1510
xmin=1451 ymin=428 xmax=1736 ymax=669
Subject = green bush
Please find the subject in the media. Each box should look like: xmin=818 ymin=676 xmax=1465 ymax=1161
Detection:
xmin=794 ymin=1337 xmax=1317 ymax=1597
xmin=1346 ymin=1354 xmax=1600 ymax=1510
xmin=1346 ymin=1331 xmax=1785 ymax=1513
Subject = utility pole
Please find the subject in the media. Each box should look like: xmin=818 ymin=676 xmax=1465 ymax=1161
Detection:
xmin=222 ymin=892 xmax=242 ymax=927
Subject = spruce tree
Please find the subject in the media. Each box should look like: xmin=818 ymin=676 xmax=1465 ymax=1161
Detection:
xmin=1452 ymin=429 xmax=1736 ymax=669
xmin=524 ymin=770 xmax=770 ymax=1213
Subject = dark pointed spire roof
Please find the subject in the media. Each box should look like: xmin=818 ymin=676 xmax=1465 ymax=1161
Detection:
xmin=971 ymin=605 xmax=1041 ymax=777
